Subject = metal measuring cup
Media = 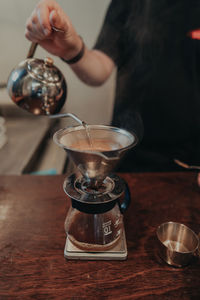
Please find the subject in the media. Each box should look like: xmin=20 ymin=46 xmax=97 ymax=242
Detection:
xmin=156 ymin=222 xmax=200 ymax=267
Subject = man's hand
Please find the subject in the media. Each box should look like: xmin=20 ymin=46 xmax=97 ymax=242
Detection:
xmin=25 ymin=0 xmax=82 ymax=60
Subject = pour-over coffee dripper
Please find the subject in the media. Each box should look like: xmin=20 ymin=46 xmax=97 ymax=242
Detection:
xmin=53 ymin=124 xmax=137 ymax=185
xmin=53 ymin=123 xmax=137 ymax=260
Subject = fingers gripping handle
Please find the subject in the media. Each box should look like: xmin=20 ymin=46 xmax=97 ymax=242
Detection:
xmin=26 ymin=26 xmax=64 ymax=60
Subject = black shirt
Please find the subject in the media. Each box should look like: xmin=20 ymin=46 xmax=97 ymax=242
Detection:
xmin=94 ymin=0 xmax=200 ymax=171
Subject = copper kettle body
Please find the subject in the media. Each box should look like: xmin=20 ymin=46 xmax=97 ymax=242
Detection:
xmin=7 ymin=42 xmax=67 ymax=115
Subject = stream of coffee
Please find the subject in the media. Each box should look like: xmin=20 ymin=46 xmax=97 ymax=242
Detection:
xmin=69 ymin=121 xmax=118 ymax=151
xmin=82 ymin=121 xmax=93 ymax=149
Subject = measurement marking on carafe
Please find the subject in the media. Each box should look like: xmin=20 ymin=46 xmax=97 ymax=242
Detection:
xmin=103 ymin=220 xmax=112 ymax=236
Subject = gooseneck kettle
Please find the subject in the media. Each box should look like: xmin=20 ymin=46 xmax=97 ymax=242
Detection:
xmin=7 ymin=41 xmax=67 ymax=115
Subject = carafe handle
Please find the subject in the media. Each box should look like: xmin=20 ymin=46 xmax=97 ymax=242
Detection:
xmin=118 ymin=180 xmax=131 ymax=214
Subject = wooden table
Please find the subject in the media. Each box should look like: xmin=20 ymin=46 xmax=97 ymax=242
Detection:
xmin=0 ymin=172 xmax=200 ymax=299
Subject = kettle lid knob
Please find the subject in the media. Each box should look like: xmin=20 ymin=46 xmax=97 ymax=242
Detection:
xmin=44 ymin=57 xmax=54 ymax=67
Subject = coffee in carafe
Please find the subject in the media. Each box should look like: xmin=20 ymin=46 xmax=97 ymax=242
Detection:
xmin=65 ymin=203 xmax=123 ymax=251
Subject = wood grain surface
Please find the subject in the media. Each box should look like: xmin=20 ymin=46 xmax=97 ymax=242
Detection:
xmin=0 ymin=172 xmax=200 ymax=299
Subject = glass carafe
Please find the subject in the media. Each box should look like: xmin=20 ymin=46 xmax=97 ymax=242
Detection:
xmin=65 ymin=202 xmax=123 ymax=251
xmin=63 ymin=174 xmax=131 ymax=252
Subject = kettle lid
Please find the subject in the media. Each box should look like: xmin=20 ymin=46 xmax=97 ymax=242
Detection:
xmin=27 ymin=57 xmax=63 ymax=83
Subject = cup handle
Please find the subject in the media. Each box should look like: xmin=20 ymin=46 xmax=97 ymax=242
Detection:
xmin=118 ymin=180 xmax=131 ymax=214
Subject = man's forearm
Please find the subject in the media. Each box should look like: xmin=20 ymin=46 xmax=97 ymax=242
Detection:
xmin=70 ymin=48 xmax=115 ymax=86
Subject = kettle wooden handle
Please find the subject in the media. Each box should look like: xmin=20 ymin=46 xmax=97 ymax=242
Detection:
xmin=27 ymin=42 xmax=38 ymax=59
xmin=26 ymin=26 xmax=64 ymax=59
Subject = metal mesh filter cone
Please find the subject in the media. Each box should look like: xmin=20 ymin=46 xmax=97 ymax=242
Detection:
xmin=53 ymin=124 xmax=137 ymax=182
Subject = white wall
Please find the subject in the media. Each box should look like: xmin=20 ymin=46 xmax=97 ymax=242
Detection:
xmin=0 ymin=0 xmax=115 ymax=124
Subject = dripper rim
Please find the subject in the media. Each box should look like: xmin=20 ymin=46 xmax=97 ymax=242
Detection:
xmin=53 ymin=124 xmax=138 ymax=158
